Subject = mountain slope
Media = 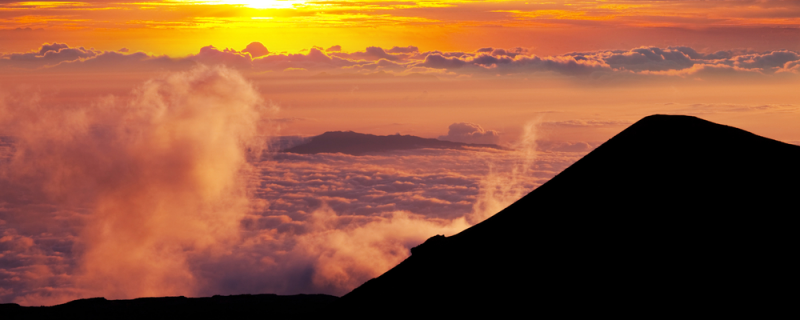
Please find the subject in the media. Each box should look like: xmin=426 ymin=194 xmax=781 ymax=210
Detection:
xmin=282 ymin=131 xmax=505 ymax=155
xmin=332 ymin=114 xmax=799 ymax=317
xmin=0 ymin=294 xmax=338 ymax=320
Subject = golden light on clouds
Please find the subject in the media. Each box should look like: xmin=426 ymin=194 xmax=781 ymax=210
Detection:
xmin=2 ymin=0 xmax=800 ymax=309
xmin=197 ymin=0 xmax=307 ymax=9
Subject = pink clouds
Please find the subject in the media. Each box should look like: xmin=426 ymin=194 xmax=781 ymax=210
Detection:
xmin=1 ymin=65 xmax=272 ymax=304
xmin=0 ymin=65 xmax=593 ymax=305
xmin=192 ymin=45 xmax=253 ymax=69
xmin=4 ymin=43 xmax=800 ymax=80
xmin=438 ymin=123 xmax=501 ymax=145
xmin=242 ymin=42 xmax=269 ymax=58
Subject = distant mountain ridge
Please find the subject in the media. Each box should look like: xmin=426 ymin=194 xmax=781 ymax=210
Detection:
xmin=281 ymin=131 xmax=507 ymax=155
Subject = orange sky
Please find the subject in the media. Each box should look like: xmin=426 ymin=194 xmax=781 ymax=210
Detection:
xmin=2 ymin=0 xmax=800 ymax=307
xmin=2 ymin=0 xmax=800 ymax=55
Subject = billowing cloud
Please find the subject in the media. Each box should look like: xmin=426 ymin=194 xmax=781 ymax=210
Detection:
xmin=3 ymin=43 xmax=800 ymax=79
xmin=191 ymin=45 xmax=253 ymax=69
xmin=0 ymin=67 xmax=591 ymax=305
xmin=0 ymin=43 xmax=99 ymax=69
xmin=1 ymin=65 xmax=273 ymax=304
xmin=242 ymin=42 xmax=269 ymax=58
xmin=438 ymin=123 xmax=501 ymax=145
xmin=386 ymin=46 xmax=419 ymax=54
xmin=253 ymin=48 xmax=360 ymax=71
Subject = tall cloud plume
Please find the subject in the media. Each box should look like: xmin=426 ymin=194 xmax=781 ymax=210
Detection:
xmin=469 ymin=120 xmax=538 ymax=223
xmin=1 ymin=64 xmax=581 ymax=305
xmin=0 ymin=65 xmax=272 ymax=303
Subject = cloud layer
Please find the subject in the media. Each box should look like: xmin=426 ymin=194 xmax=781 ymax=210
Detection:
xmin=439 ymin=123 xmax=501 ymax=145
xmin=3 ymin=43 xmax=800 ymax=80
xmin=0 ymin=67 xmax=588 ymax=305
xmin=1 ymin=65 xmax=272 ymax=304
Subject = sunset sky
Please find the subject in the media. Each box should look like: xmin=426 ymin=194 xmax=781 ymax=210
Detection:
xmin=2 ymin=0 xmax=800 ymax=306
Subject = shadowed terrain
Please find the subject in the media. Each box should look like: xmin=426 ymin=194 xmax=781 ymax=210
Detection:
xmin=281 ymin=131 xmax=506 ymax=155
xmin=0 ymin=294 xmax=338 ymax=319
xmin=333 ymin=114 xmax=799 ymax=317
xmin=4 ymin=115 xmax=797 ymax=318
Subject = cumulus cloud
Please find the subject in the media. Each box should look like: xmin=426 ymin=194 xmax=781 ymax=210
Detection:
xmin=3 ymin=43 xmax=800 ymax=79
xmin=386 ymin=46 xmax=419 ymax=54
xmin=439 ymin=123 xmax=501 ymax=145
xmin=191 ymin=45 xmax=253 ymax=69
xmin=0 ymin=43 xmax=99 ymax=69
xmin=733 ymin=50 xmax=800 ymax=70
xmin=242 ymin=42 xmax=269 ymax=58
xmin=598 ymin=47 xmax=695 ymax=71
xmin=1 ymin=65 xmax=272 ymax=304
xmin=253 ymin=47 xmax=360 ymax=71
xmin=420 ymin=54 xmax=469 ymax=69
xmin=327 ymin=46 xmax=407 ymax=62
xmin=0 ymin=66 xmax=589 ymax=305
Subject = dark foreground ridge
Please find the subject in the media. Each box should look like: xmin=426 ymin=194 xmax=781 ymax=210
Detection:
xmin=0 ymin=294 xmax=338 ymax=320
xmin=5 ymin=115 xmax=797 ymax=318
xmin=281 ymin=131 xmax=506 ymax=155
xmin=332 ymin=114 xmax=799 ymax=317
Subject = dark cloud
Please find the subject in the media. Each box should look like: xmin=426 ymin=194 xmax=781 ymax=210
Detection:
xmin=419 ymin=54 xmax=469 ymax=69
xmin=734 ymin=50 xmax=800 ymax=70
xmin=254 ymin=48 xmax=360 ymax=71
xmin=50 ymin=51 xmax=190 ymax=72
xmin=386 ymin=46 xmax=419 ymax=54
xmin=598 ymin=47 xmax=695 ymax=72
xmin=242 ymin=42 xmax=269 ymax=58
xmin=329 ymin=46 xmax=404 ymax=61
xmin=191 ymin=45 xmax=253 ymax=69
xmin=1 ymin=43 xmax=98 ymax=69
xmin=438 ymin=123 xmax=501 ymax=145
xmin=37 ymin=43 xmax=69 ymax=56
xmin=2 ymin=43 xmax=800 ymax=79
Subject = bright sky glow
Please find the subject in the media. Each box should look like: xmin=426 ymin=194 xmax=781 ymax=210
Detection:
xmin=2 ymin=0 xmax=800 ymax=310
xmin=200 ymin=0 xmax=306 ymax=9
xmin=1 ymin=0 xmax=800 ymax=55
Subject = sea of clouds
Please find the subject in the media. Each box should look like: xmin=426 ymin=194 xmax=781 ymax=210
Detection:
xmin=0 ymin=65 xmax=589 ymax=305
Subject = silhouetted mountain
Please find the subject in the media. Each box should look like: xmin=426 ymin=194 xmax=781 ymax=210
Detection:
xmin=282 ymin=131 xmax=506 ymax=155
xmin=332 ymin=115 xmax=799 ymax=317
xmin=7 ymin=115 xmax=796 ymax=318
xmin=0 ymin=294 xmax=337 ymax=320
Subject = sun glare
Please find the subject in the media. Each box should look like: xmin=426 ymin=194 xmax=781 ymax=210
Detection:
xmin=210 ymin=0 xmax=305 ymax=9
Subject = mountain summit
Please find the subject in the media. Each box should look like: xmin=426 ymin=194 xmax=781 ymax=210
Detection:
xmin=333 ymin=114 xmax=799 ymax=317
xmin=5 ymin=115 xmax=796 ymax=319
